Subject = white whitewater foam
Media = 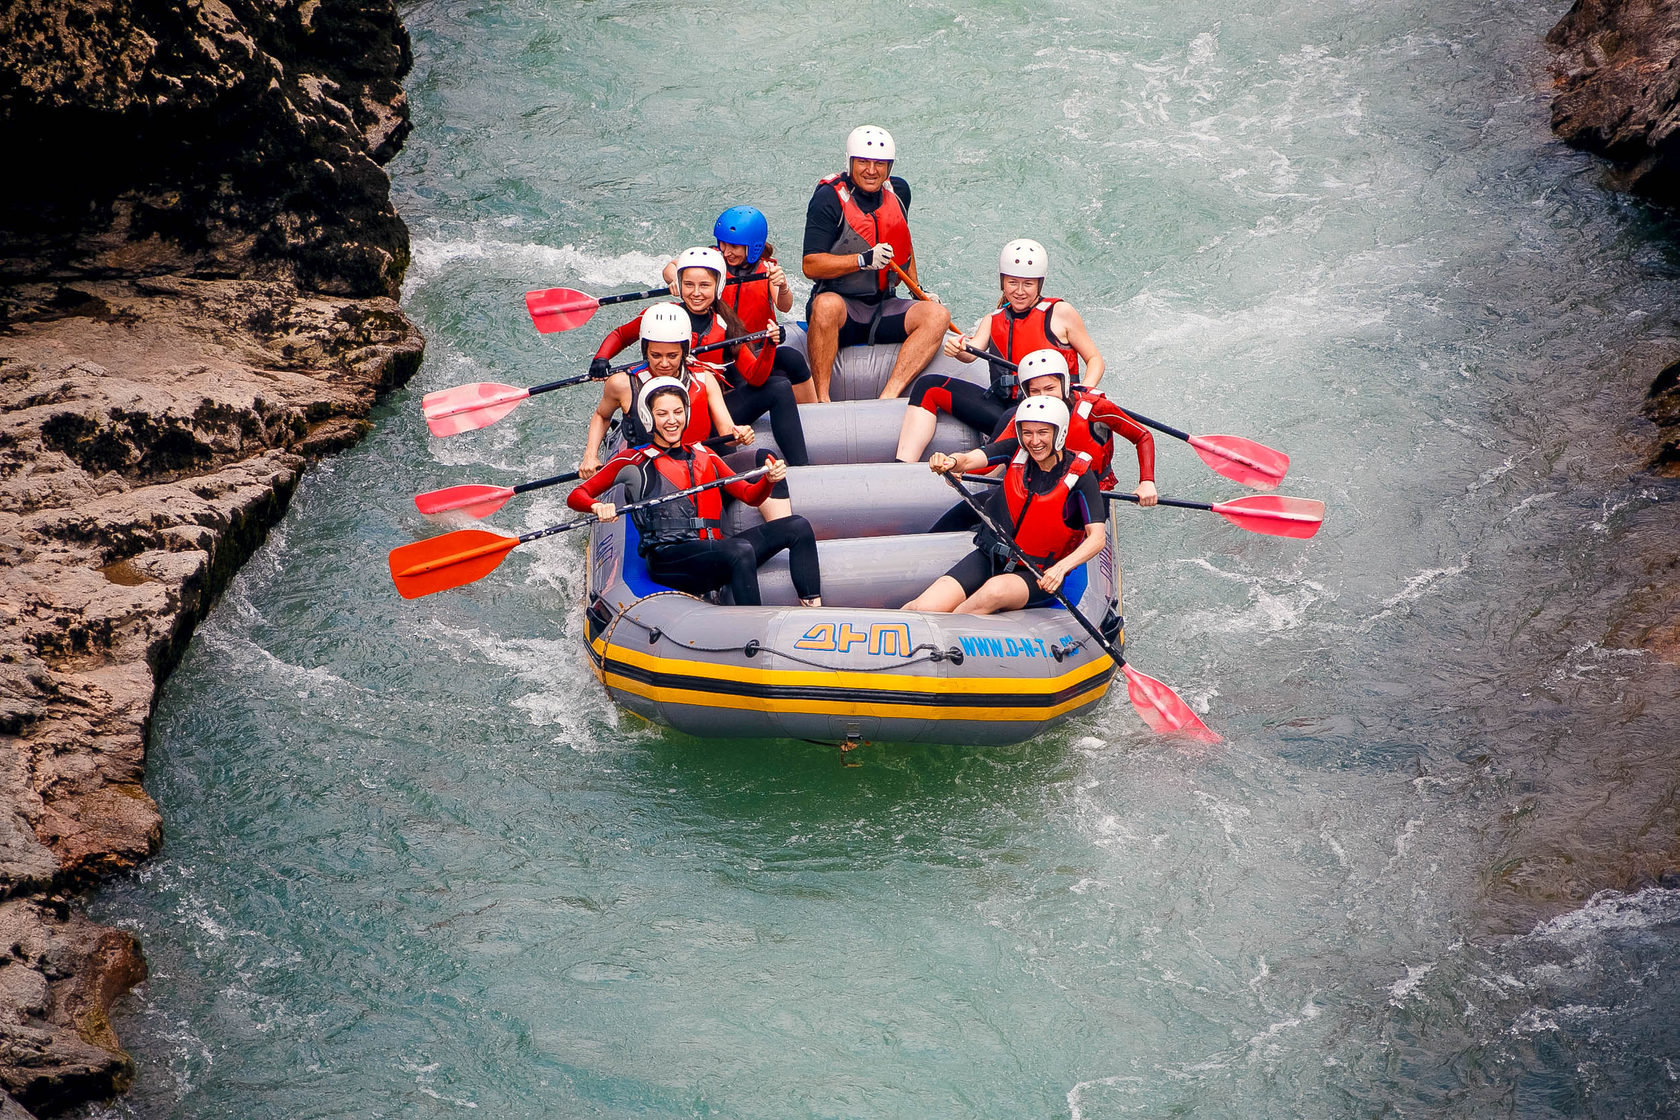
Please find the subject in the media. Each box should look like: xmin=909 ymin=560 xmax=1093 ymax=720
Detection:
xmin=407 ymin=236 xmax=668 ymax=290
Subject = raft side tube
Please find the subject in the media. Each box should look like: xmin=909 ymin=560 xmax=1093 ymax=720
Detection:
xmin=724 ymin=398 xmax=985 ymax=470
xmin=722 ymin=462 xmax=989 ymax=540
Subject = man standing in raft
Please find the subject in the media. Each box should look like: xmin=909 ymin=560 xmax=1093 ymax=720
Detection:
xmin=801 ymin=125 xmax=951 ymax=401
xmin=904 ymin=396 xmax=1107 ymax=616
xmin=570 ymin=379 xmax=822 ymax=608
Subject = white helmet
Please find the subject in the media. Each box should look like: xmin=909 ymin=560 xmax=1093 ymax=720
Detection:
xmin=636 ymin=376 xmax=689 ymax=434
xmin=674 ymin=246 xmax=727 ymax=297
xmin=846 ymin=125 xmax=896 ymax=162
xmin=1018 ymin=349 xmax=1071 ymax=399
xmin=639 ymin=302 xmax=691 ymax=345
xmin=999 ymin=238 xmax=1048 ymax=279
xmin=1014 ymin=395 xmax=1071 ymax=452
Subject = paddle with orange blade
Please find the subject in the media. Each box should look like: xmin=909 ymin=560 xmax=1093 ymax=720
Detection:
xmin=414 ymin=434 xmax=742 ymax=519
xmin=942 ymin=472 xmax=1219 ymax=744
xmin=421 ymin=329 xmax=777 ymax=438
xmin=391 ymin=464 xmax=773 ymax=599
xmin=525 ymin=277 xmax=749 ymax=334
xmin=1105 ymin=492 xmax=1324 ymax=539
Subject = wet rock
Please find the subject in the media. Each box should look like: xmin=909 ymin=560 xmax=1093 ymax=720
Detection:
xmin=0 ymin=0 xmax=423 ymax=1113
xmin=0 ymin=898 xmax=146 ymax=1116
xmin=1547 ymin=0 xmax=1680 ymax=205
xmin=0 ymin=0 xmax=413 ymax=298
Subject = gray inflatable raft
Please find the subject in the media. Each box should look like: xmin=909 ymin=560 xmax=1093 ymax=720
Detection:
xmin=581 ymin=339 xmax=1124 ymax=746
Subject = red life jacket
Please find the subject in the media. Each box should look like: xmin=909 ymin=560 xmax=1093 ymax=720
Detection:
xmin=1067 ymin=390 xmax=1117 ymax=486
xmin=631 ymin=446 xmax=727 ymax=551
xmin=722 ymin=259 xmax=776 ymax=332
xmin=985 ymin=298 xmax=1080 ymax=398
xmin=817 ymin=173 xmax=915 ymax=298
xmin=995 ymin=449 xmax=1095 ymax=568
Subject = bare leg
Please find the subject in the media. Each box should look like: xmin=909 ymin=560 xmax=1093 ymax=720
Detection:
xmin=902 ymin=575 xmax=967 ymax=613
xmin=879 ymin=301 xmax=953 ymax=399
xmin=894 ymin=405 xmax=939 ymax=464
xmin=807 ymin=293 xmax=846 ymax=403
xmin=792 ymin=378 xmax=818 ymax=405
xmin=954 ymin=574 xmax=1031 ymax=616
xmin=760 ymin=496 xmax=793 ymax=522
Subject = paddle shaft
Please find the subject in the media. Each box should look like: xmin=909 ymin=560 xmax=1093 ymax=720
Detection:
xmin=595 ymin=275 xmax=749 ymax=309
xmin=399 ymin=464 xmax=773 ymax=579
xmin=527 ymin=327 xmax=782 ymax=395
xmin=960 ymin=472 xmax=1312 ymax=519
xmin=942 ymin=473 xmax=1123 ymax=667
xmin=526 ymin=462 xmax=772 ymax=543
xmin=492 ymin=433 xmax=743 ymax=500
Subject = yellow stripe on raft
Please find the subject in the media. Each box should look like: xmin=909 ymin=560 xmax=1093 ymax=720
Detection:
xmin=593 ymin=637 xmax=1114 ymax=696
xmin=587 ymin=637 xmax=1116 ymax=723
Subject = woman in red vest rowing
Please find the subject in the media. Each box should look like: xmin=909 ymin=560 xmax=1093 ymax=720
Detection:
xmin=903 ymin=395 xmax=1107 ymax=616
xmin=894 ymin=238 xmax=1106 ymax=463
xmin=569 ymin=378 xmax=822 ymax=608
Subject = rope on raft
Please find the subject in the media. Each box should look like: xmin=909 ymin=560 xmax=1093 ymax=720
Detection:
xmin=600 ymin=592 xmax=968 ymax=669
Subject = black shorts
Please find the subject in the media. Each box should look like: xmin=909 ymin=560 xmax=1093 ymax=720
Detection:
xmin=942 ymin=549 xmax=1057 ymax=608
xmin=825 ymin=295 xmax=917 ymax=348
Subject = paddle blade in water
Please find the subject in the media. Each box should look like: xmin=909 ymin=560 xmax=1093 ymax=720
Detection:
xmin=1122 ymin=664 xmax=1221 ymax=743
xmin=1209 ymin=494 xmax=1325 ymax=539
xmin=388 ymin=529 xmax=519 ymax=599
xmin=413 ymin=483 xmax=516 ymax=519
xmin=421 ymin=383 xmax=530 ymax=437
xmin=525 ymin=287 xmax=600 ymax=334
xmin=1188 ymin=434 xmax=1289 ymax=489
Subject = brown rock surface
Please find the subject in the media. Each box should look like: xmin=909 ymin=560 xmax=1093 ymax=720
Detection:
xmin=1549 ymin=0 xmax=1680 ymax=202
xmin=1548 ymin=5 xmax=1680 ymax=479
xmin=0 ymin=0 xmax=423 ymax=1113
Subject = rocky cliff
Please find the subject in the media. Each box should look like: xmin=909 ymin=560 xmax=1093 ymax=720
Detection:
xmin=1548 ymin=0 xmax=1680 ymax=474
xmin=0 ymin=1 xmax=422 ymax=1114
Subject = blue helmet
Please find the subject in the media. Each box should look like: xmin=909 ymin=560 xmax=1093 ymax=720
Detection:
xmin=713 ymin=205 xmax=769 ymax=265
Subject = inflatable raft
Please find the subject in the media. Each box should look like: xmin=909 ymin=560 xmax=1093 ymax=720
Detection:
xmin=580 ymin=338 xmax=1125 ymax=746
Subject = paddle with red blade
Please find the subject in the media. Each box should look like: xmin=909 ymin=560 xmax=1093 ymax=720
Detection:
xmin=414 ymin=433 xmax=743 ymax=519
xmin=958 ymin=475 xmax=1323 ymax=540
xmin=525 ymin=277 xmax=750 ymax=334
xmin=1117 ymin=408 xmax=1289 ymax=492
xmin=942 ymin=472 xmax=1219 ymax=743
xmin=1105 ymin=492 xmax=1324 ymax=540
xmin=391 ymin=464 xmax=772 ymax=599
xmin=892 ymin=263 xmax=1289 ymax=490
xmin=421 ymin=328 xmax=777 ymax=438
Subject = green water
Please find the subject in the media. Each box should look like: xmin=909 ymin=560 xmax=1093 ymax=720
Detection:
xmin=86 ymin=0 xmax=1680 ymax=1116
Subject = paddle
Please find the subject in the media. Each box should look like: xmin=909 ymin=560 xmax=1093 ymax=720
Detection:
xmin=525 ymin=277 xmax=750 ymax=334
xmin=1106 ymin=491 xmax=1323 ymax=539
xmin=941 ymin=472 xmax=1219 ymax=743
xmin=891 ymin=262 xmax=1289 ymax=489
xmin=414 ymin=433 xmax=742 ymax=519
xmin=1117 ymin=407 xmax=1289 ymax=491
xmin=390 ymin=464 xmax=773 ymax=599
xmin=957 ymin=474 xmax=1322 ymax=539
xmin=421 ymin=328 xmax=778 ymax=438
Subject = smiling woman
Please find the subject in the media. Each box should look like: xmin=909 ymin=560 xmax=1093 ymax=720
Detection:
xmin=85 ymin=0 xmax=1680 ymax=1115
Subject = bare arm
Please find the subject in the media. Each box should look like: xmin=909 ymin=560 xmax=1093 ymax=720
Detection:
xmin=1041 ymin=522 xmax=1107 ymax=593
xmin=580 ymin=375 xmax=632 ymax=477
xmin=1054 ymin=304 xmax=1105 ymax=388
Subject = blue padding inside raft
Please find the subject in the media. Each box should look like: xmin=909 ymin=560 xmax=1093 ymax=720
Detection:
xmin=619 ymin=519 xmax=678 ymax=599
xmin=1049 ymin=562 xmax=1088 ymax=609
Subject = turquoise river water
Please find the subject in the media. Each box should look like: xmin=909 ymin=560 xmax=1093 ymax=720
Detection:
xmin=85 ymin=0 xmax=1680 ymax=1116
